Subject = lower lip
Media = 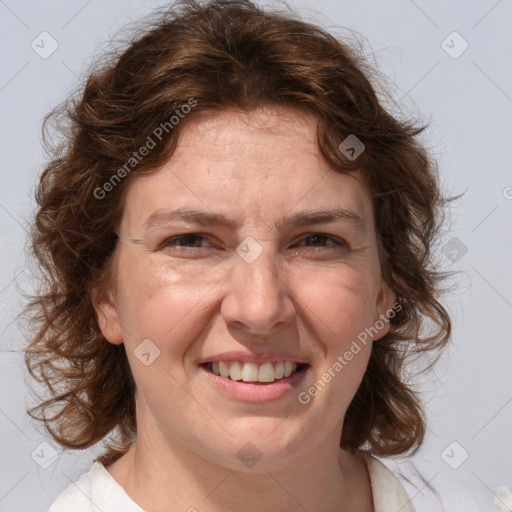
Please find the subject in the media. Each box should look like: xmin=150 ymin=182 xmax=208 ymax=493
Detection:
xmin=199 ymin=364 xmax=309 ymax=403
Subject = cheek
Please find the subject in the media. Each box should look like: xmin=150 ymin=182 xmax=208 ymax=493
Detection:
xmin=299 ymin=267 xmax=379 ymax=339
xmin=300 ymin=272 xmax=375 ymax=416
xmin=298 ymin=268 xmax=376 ymax=395
xmin=114 ymin=266 xmax=214 ymax=401
xmin=115 ymin=250 xmax=219 ymax=350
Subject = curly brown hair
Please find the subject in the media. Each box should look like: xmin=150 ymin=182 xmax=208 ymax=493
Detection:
xmin=23 ymin=0 xmax=451 ymax=468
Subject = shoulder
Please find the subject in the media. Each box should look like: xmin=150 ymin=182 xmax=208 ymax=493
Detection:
xmin=364 ymin=454 xmax=416 ymax=512
xmin=372 ymin=455 xmax=485 ymax=512
xmin=47 ymin=461 xmax=143 ymax=512
xmin=47 ymin=464 xmax=95 ymax=512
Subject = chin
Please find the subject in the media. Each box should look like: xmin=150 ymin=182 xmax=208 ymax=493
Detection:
xmin=195 ymin=429 xmax=309 ymax=472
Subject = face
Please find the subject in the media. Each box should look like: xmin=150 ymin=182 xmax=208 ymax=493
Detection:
xmin=94 ymin=106 xmax=395 ymax=472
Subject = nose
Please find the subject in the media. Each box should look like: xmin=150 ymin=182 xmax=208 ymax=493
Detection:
xmin=220 ymin=242 xmax=296 ymax=335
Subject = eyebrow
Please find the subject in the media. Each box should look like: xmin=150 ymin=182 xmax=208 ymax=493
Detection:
xmin=143 ymin=207 xmax=366 ymax=232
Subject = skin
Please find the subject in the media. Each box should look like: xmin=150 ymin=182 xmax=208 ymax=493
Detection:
xmin=93 ymin=106 xmax=396 ymax=512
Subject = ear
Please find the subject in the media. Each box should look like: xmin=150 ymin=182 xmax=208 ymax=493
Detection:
xmin=90 ymin=285 xmax=124 ymax=345
xmin=372 ymin=280 xmax=397 ymax=341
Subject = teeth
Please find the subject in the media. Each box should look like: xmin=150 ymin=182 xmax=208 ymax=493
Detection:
xmin=274 ymin=361 xmax=284 ymax=379
xmin=258 ymin=362 xmax=275 ymax=382
xmin=219 ymin=361 xmax=229 ymax=378
xmin=229 ymin=361 xmax=242 ymax=381
xmin=241 ymin=362 xmax=259 ymax=382
xmin=207 ymin=361 xmax=300 ymax=382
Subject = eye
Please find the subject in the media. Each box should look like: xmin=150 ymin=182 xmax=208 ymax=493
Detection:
xmin=158 ymin=232 xmax=348 ymax=256
xmin=293 ymin=233 xmax=348 ymax=251
xmin=161 ymin=234 xmax=215 ymax=250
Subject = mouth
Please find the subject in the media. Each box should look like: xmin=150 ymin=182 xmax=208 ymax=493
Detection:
xmin=200 ymin=361 xmax=309 ymax=384
xmin=199 ymin=360 xmax=310 ymax=402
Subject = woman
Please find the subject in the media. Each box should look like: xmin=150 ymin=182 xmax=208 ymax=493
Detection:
xmin=24 ymin=1 xmax=454 ymax=510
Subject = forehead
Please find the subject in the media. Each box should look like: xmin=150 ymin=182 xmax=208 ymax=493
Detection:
xmin=120 ymin=107 xmax=373 ymax=233
xmin=181 ymin=106 xmax=318 ymax=149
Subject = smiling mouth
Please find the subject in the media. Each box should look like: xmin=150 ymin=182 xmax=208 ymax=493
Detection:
xmin=201 ymin=361 xmax=309 ymax=384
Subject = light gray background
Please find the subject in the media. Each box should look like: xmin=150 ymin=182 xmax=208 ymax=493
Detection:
xmin=0 ymin=1 xmax=511 ymax=511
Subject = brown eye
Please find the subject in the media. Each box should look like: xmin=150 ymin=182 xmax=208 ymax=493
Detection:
xmin=163 ymin=234 xmax=209 ymax=248
xmin=296 ymin=233 xmax=348 ymax=250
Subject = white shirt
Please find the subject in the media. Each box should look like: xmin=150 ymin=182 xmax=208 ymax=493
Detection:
xmin=47 ymin=454 xmax=416 ymax=512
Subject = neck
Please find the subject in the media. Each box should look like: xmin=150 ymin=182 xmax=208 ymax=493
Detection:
xmin=107 ymin=423 xmax=374 ymax=511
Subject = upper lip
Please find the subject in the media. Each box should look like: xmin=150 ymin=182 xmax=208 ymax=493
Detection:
xmin=199 ymin=351 xmax=309 ymax=365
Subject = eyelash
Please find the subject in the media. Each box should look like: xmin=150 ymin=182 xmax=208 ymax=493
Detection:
xmin=160 ymin=233 xmax=348 ymax=253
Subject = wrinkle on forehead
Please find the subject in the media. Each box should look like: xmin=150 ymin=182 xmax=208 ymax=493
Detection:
xmin=175 ymin=106 xmax=321 ymax=155
xmin=119 ymin=106 xmax=374 ymax=244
